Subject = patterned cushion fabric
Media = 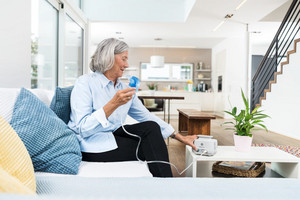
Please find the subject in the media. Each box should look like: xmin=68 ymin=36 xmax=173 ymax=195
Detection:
xmin=0 ymin=116 xmax=36 ymax=193
xmin=50 ymin=86 xmax=74 ymax=124
xmin=10 ymin=88 xmax=82 ymax=174
xmin=0 ymin=167 xmax=35 ymax=195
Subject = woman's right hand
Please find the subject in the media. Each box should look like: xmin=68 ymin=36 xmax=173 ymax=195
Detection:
xmin=111 ymin=87 xmax=136 ymax=106
xmin=103 ymin=88 xmax=136 ymax=118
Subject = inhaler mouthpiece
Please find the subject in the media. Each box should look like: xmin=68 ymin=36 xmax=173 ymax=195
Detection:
xmin=127 ymin=75 xmax=140 ymax=92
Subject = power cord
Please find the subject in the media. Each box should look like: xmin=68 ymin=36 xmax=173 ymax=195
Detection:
xmin=120 ymin=118 xmax=207 ymax=175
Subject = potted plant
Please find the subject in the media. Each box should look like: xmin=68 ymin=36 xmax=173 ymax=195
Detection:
xmin=223 ymin=89 xmax=270 ymax=152
xmin=147 ymin=83 xmax=157 ymax=90
xmin=147 ymin=83 xmax=157 ymax=96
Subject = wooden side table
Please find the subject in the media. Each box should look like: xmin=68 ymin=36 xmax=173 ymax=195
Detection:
xmin=178 ymin=109 xmax=216 ymax=135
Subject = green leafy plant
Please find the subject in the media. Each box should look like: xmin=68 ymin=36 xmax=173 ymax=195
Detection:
xmin=222 ymin=89 xmax=270 ymax=137
xmin=147 ymin=83 xmax=158 ymax=90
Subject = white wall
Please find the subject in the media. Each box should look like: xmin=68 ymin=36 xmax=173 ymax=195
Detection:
xmin=261 ymin=41 xmax=300 ymax=140
xmin=212 ymin=35 xmax=248 ymax=118
xmin=0 ymin=0 xmax=31 ymax=88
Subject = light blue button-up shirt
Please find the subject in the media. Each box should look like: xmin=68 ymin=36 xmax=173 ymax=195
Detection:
xmin=68 ymin=71 xmax=175 ymax=153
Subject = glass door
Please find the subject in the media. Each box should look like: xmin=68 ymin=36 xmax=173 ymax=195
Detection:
xmin=31 ymin=0 xmax=58 ymax=90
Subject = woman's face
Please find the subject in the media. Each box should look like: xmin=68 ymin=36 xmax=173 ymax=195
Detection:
xmin=106 ymin=51 xmax=129 ymax=80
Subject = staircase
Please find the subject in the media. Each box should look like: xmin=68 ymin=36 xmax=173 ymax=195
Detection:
xmin=261 ymin=38 xmax=300 ymax=140
xmin=251 ymin=0 xmax=300 ymax=111
xmin=258 ymin=38 xmax=300 ymax=105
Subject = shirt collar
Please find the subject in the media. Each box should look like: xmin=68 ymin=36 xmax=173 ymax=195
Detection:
xmin=96 ymin=71 xmax=122 ymax=88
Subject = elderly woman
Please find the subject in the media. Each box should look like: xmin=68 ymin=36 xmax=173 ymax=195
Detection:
xmin=68 ymin=38 xmax=197 ymax=177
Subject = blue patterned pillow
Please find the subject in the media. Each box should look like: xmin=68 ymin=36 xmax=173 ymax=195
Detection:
xmin=50 ymin=86 xmax=74 ymax=124
xmin=10 ymin=88 xmax=81 ymax=174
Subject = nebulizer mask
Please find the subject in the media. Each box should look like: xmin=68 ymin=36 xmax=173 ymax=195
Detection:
xmin=126 ymin=75 xmax=140 ymax=92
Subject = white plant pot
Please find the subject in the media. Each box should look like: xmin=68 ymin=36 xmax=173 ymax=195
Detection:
xmin=149 ymin=90 xmax=155 ymax=96
xmin=233 ymin=133 xmax=253 ymax=152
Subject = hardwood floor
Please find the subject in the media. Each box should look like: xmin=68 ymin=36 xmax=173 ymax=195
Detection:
xmin=167 ymin=117 xmax=300 ymax=177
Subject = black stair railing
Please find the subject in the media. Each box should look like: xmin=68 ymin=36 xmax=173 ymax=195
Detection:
xmin=251 ymin=0 xmax=300 ymax=111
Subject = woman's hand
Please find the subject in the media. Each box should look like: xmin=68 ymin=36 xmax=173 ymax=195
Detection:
xmin=111 ymin=87 xmax=136 ymax=107
xmin=172 ymin=132 xmax=198 ymax=151
xmin=103 ymin=88 xmax=135 ymax=118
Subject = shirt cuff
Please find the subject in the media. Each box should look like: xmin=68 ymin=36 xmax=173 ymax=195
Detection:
xmin=162 ymin=124 xmax=175 ymax=139
xmin=91 ymin=107 xmax=110 ymax=128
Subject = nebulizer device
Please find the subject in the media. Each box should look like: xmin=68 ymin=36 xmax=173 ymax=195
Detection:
xmin=126 ymin=75 xmax=140 ymax=92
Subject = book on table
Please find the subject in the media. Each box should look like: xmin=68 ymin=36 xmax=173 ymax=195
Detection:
xmin=218 ymin=161 xmax=258 ymax=171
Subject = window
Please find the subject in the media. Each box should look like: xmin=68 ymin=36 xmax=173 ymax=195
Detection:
xmin=64 ymin=15 xmax=83 ymax=87
xmin=141 ymin=63 xmax=193 ymax=82
xmin=31 ymin=0 xmax=86 ymax=90
xmin=31 ymin=0 xmax=58 ymax=90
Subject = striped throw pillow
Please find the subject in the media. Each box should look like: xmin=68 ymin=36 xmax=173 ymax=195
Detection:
xmin=0 ymin=167 xmax=35 ymax=195
xmin=0 ymin=116 xmax=36 ymax=193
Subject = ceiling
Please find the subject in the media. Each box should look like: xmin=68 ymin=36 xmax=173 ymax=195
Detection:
xmin=85 ymin=0 xmax=291 ymax=48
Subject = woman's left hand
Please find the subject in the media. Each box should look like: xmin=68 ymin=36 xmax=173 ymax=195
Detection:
xmin=172 ymin=132 xmax=198 ymax=151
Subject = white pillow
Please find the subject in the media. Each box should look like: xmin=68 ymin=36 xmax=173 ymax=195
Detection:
xmin=0 ymin=88 xmax=20 ymax=122
xmin=29 ymin=89 xmax=54 ymax=107
xmin=0 ymin=88 xmax=54 ymax=122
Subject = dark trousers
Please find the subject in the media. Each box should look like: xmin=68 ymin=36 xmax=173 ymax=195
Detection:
xmin=82 ymin=121 xmax=173 ymax=177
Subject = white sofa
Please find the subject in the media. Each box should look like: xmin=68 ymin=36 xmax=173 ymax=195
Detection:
xmin=0 ymin=88 xmax=152 ymax=178
xmin=1 ymin=88 xmax=300 ymax=199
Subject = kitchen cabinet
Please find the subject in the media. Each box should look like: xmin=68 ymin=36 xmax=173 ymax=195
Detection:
xmin=194 ymin=69 xmax=212 ymax=91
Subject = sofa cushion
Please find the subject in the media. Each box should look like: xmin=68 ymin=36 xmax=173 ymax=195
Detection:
xmin=35 ymin=161 xmax=153 ymax=178
xmin=0 ymin=116 xmax=36 ymax=192
xmin=9 ymin=88 xmax=82 ymax=174
xmin=33 ymin=177 xmax=300 ymax=199
xmin=50 ymin=86 xmax=74 ymax=124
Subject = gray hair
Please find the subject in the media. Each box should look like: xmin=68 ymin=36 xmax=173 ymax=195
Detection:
xmin=89 ymin=38 xmax=129 ymax=73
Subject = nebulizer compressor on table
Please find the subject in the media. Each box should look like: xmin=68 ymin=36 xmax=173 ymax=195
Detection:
xmin=122 ymin=75 xmax=217 ymax=175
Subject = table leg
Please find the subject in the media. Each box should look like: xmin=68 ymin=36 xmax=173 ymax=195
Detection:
xmin=185 ymin=146 xmax=194 ymax=177
xmin=168 ymin=99 xmax=170 ymax=124
xmin=192 ymin=160 xmax=197 ymax=178
xmin=166 ymin=100 xmax=170 ymax=145
xmin=163 ymin=99 xmax=166 ymax=122
xmin=272 ymin=162 xmax=300 ymax=178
